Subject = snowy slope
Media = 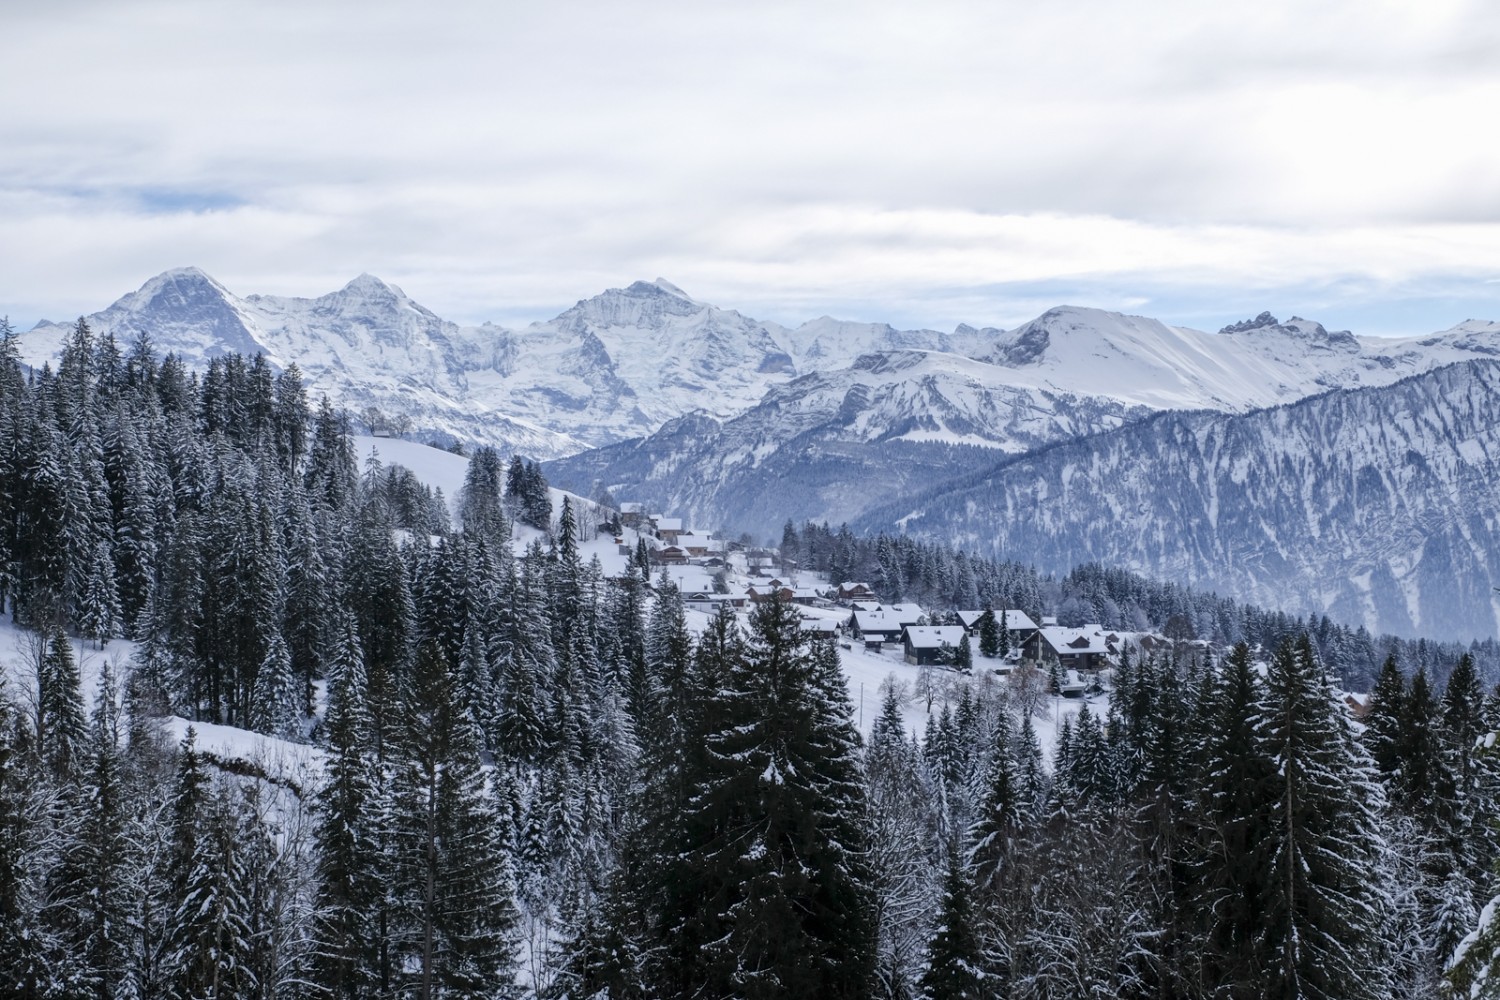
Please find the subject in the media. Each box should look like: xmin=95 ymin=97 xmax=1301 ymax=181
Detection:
xmin=544 ymin=349 xmax=1152 ymax=536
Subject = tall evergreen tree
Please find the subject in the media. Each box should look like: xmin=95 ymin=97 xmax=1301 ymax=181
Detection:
xmin=391 ymin=641 xmax=520 ymax=999
xmin=1259 ymin=636 xmax=1390 ymax=1000
xmin=919 ymin=840 xmax=987 ymax=1000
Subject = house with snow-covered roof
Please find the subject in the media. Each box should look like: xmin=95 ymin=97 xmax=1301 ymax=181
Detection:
xmin=903 ymin=625 xmax=968 ymax=666
xmin=955 ymin=608 xmax=1039 ymax=635
xmin=651 ymin=516 xmax=684 ymax=543
xmin=1036 ymin=624 xmax=1116 ymax=673
xmin=836 ymin=581 xmax=876 ymax=602
xmin=851 ymin=607 xmax=925 ymax=649
xmin=799 ymin=619 xmax=841 ymax=638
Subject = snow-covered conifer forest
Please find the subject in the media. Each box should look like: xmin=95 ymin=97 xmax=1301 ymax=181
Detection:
xmin=6 ymin=316 xmax=1500 ymax=999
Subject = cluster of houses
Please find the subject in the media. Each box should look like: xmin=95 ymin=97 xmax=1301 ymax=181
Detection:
xmin=605 ymin=506 xmax=1137 ymax=698
xmin=617 ymin=506 xmax=721 ymax=566
xmin=837 ymin=590 xmax=1133 ymax=697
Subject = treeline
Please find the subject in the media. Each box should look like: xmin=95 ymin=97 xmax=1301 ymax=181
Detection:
xmin=781 ymin=521 xmax=1500 ymax=691
xmin=7 ymin=600 xmax=1497 ymax=997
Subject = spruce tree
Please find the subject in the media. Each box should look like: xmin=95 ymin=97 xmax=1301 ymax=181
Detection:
xmin=1363 ymin=654 xmax=1405 ymax=777
xmin=391 ymin=641 xmax=520 ymax=998
xmin=311 ymin=613 xmax=383 ymax=1000
xmin=976 ymin=609 xmax=999 ymax=659
xmin=918 ymin=841 xmax=987 ymax=1000
xmin=37 ymin=628 xmax=87 ymax=778
xmin=1192 ymin=642 xmax=1278 ymax=996
xmin=1259 ymin=636 xmax=1390 ymax=1000
xmin=663 ymin=598 xmax=876 ymax=999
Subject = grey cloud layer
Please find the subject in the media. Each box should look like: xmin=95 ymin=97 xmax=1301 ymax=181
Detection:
xmin=2 ymin=0 xmax=1499 ymax=333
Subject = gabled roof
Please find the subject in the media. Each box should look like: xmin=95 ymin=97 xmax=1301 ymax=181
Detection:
xmin=954 ymin=609 xmax=1039 ymax=631
xmin=854 ymin=610 xmax=910 ymax=634
xmin=1040 ymin=625 xmax=1112 ymax=657
xmin=904 ymin=625 xmax=967 ymax=649
xmin=653 ymin=517 xmax=684 ymax=532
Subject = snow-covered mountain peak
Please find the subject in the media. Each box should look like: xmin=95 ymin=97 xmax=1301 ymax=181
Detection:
xmin=79 ymin=266 xmax=263 ymax=359
xmin=1217 ymin=311 xmax=1358 ymax=352
xmin=647 ymin=277 xmax=692 ymax=299
xmin=332 ymin=272 xmax=407 ymax=303
xmin=553 ymin=279 xmax=708 ymax=333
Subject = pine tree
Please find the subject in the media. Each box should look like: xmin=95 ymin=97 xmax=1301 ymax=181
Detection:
xmin=656 ymin=599 xmax=876 ymax=999
xmin=251 ymin=631 xmax=300 ymax=739
xmin=391 ymin=641 xmax=521 ymax=998
xmin=459 ymin=445 xmax=510 ymax=547
xmin=311 ymin=615 xmax=385 ymax=999
xmin=37 ymin=628 xmax=87 ymax=778
xmin=1392 ymin=667 xmax=1455 ymax=825
xmin=919 ymin=841 xmax=987 ymax=1000
xmin=1363 ymin=654 xmax=1405 ymax=777
xmin=168 ymin=792 xmax=260 ymax=1000
xmin=968 ymin=714 xmax=1019 ymax=892
xmin=1192 ymin=642 xmax=1278 ymax=996
xmin=954 ymin=634 xmax=972 ymax=673
xmin=975 ymin=609 xmax=998 ymax=659
xmin=1259 ymin=636 xmax=1390 ymax=1000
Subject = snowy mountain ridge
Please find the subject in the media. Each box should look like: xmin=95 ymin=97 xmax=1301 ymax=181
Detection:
xmin=854 ymin=359 xmax=1500 ymax=640
xmin=17 ymin=269 xmax=1500 ymax=464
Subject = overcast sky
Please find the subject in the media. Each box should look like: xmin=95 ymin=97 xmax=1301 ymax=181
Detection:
xmin=3 ymin=0 xmax=1500 ymax=336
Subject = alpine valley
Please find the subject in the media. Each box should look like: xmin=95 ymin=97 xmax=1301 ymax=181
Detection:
xmin=20 ymin=269 xmax=1500 ymax=636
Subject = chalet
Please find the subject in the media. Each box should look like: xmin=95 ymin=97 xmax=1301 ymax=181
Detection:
xmin=903 ymin=625 xmax=968 ymax=666
xmin=800 ymin=619 xmax=841 ymax=638
xmin=954 ymin=608 xmax=1040 ymax=648
xmin=684 ymin=592 xmax=742 ymax=613
xmin=1036 ymin=624 xmax=1114 ymax=673
xmin=837 ymin=581 xmax=877 ymax=602
xmin=748 ymin=584 xmax=795 ymax=604
xmin=651 ymin=516 xmax=684 ymax=544
xmin=653 ymin=545 xmax=688 ymax=566
xmin=619 ymin=502 xmax=649 ymax=529
xmin=746 ymin=552 xmax=776 ymax=576
xmin=678 ymin=531 xmax=711 ymax=557
xmin=851 ymin=607 xmax=924 ymax=650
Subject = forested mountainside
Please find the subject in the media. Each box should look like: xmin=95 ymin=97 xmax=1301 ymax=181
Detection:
xmin=857 ymin=360 xmax=1500 ymax=641
xmin=543 ymin=350 xmax=1152 ymax=537
xmin=5 ymin=318 xmax=1500 ymax=997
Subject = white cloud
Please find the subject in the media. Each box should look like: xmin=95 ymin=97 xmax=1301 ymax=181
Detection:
xmin=2 ymin=0 xmax=1499 ymax=331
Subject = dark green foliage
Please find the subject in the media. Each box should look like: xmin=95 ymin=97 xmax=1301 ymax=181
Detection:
xmin=1259 ymin=636 xmax=1390 ymax=1000
xmin=1192 ymin=642 xmax=1278 ymax=996
xmin=975 ymin=609 xmax=999 ymax=659
xmin=919 ymin=843 xmax=986 ymax=1000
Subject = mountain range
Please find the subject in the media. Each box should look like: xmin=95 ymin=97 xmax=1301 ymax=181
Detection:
xmin=855 ymin=361 xmax=1500 ymax=640
xmin=19 ymin=268 xmax=1500 ymax=636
